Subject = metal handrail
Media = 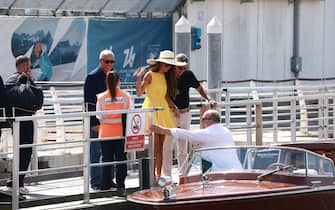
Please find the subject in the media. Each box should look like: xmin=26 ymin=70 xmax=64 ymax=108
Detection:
xmin=5 ymin=108 xmax=157 ymax=210
xmin=2 ymin=80 xmax=335 ymax=209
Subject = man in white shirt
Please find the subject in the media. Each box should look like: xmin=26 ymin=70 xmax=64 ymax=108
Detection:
xmin=151 ymin=109 xmax=242 ymax=174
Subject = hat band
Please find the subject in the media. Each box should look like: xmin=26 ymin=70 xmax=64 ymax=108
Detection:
xmin=159 ymin=56 xmax=174 ymax=60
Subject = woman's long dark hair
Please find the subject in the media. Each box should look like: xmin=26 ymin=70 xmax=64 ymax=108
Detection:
xmin=149 ymin=62 xmax=178 ymax=99
xmin=106 ymin=70 xmax=120 ymax=100
xmin=165 ymin=66 xmax=177 ymax=99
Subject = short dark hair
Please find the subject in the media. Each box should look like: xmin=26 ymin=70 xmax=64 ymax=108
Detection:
xmin=15 ymin=55 xmax=30 ymax=67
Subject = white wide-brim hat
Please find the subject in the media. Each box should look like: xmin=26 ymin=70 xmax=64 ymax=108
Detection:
xmin=147 ymin=50 xmax=186 ymax=67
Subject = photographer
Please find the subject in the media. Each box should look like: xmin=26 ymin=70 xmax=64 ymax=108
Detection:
xmin=5 ymin=55 xmax=42 ymax=195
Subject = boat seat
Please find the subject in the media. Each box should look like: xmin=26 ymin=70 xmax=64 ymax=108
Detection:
xmin=292 ymin=169 xmax=318 ymax=176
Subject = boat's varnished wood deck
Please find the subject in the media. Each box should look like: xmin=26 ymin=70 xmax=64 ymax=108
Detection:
xmin=129 ymin=179 xmax=309 ymax=203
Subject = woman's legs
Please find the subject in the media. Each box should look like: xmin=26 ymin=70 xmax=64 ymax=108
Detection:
xmin=162 ymin=135 xmax=173 ymax=177
xmin=113 ymin=139 xmax=127 ymax=188
xmin=100 ymin=141 xmax=113 ymax=190
xmin=154 ymin=133 xmax=165 ymax=178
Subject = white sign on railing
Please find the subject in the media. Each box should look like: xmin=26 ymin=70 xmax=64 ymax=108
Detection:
xmin=125 ymin=112 xmax=146 ymax=152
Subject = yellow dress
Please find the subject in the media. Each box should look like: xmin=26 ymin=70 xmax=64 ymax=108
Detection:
xmin=142 ymin=71 xmax=176 ymax=128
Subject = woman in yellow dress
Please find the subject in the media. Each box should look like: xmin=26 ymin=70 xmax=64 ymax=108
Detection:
xmin=136 ymin=50 xmax=186 ymax=179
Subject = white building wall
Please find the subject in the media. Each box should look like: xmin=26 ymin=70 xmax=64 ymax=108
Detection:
xmin=324 ymin=0 xmax=335 ymax=78
xmin=300 ymin=0 xmax=324 ymax=78
xmin=184 ymin=0 xmax=335 ymax=82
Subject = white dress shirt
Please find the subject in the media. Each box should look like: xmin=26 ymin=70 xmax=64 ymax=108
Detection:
xmin=170 ymin=124 xmax=234 ymax=147
xmin=170 ymin=124 xmax=242 ymax=172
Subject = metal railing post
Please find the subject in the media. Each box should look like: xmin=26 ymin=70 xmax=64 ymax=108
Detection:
xmin=216 ymin=81 xmax=222 ymax=114
xmin=318 ymin=94 xmax=324 ymax=139
xmin=12 ymin=120 xmax=20 ymax=210
xmin=148 ymin=112 xmax=154 ymax=187
xmin=323 ymin=91 xmax=329 ymax=139
xmin=139 ymin=158 xmax=150 ymax=190
xmin=50 ymin=87 xmax=66 ymax=145
xmin=291 ymin=98 xmax=297 ymax=143
xmin=224 ymin=89 xmax=230 ymax=126
xmin=255 ymin=103 xmax=263 ymax=145
xmin=333 ymin=97 xmax=335 ymax=139
xmin=273 ymin=89 xmax=278 ymax=143
xmin=295 ymin=80 xmax=308 ymax=134
xmin=246 ymin=103 xmax=252 ymax=145
xmin=83 ymin=116 xmax=90 ymax=203
xmin=31 ymin=119 xmax=38 ymax=176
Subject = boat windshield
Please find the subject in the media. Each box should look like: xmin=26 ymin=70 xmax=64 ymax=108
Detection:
xmin=187 ymin=146 xmax=335 ymax=178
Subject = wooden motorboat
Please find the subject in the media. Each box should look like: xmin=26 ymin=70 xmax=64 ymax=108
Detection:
xmin=127 ymin=144 xmax=335 ymax=210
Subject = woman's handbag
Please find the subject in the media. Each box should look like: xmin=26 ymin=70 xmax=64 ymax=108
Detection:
xmin=6 ymin=76 xmax=44 ymax=112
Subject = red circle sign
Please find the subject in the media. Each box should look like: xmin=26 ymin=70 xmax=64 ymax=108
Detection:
xmin=131 ymin=114 xmax=141 ymax=134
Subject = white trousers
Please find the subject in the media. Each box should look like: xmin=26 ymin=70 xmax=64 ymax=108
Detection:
xmin=162 ymin=111 xmax=192 ymax=177
xmin=162 ymin=134 xmax=174 ymax=177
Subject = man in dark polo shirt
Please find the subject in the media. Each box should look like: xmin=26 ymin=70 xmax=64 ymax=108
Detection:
xmin=173 ymin=53 xmax=216 ymax=175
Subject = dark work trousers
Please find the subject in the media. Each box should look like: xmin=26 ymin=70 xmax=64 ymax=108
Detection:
xmin=7 ymin=121 xmax=33 ymax=187
xmin=99 ymin=139 xmax=127 ymax=189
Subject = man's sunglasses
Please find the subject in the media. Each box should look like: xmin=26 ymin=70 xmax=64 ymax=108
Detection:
xmin=104 ymin=60 xmax=115 ymax=64
xmin=201 ymin=117 xmax=211 ymax=122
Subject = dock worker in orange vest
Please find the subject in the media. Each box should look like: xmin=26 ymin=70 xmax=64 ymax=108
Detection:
xmin=96 ymin=71 xmax=132 ymax=190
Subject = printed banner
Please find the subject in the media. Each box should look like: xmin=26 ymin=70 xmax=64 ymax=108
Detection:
xmin=87 ymin=18 xmax=172 ymax=82
xmin=0 ymin=17 xmax=87 ymax=81
xmin=0 ymin=17 xmax=172 ymax=82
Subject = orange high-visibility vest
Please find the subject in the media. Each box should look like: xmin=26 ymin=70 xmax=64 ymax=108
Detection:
xmin=97 ymin=89 xmax=130 ymax=138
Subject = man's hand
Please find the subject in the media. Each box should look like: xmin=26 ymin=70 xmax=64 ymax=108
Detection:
xmin=209 ymin=99 xmax=217 ymax=108
xmin=171 ymin=106 xmax=180 ymax=118
xmin=151 ymin=124 xmax=163 ymax=134
xmin=151 ymin=124 xmax=170 ymax=135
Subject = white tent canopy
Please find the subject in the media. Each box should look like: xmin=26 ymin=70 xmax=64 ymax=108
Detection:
xmin=0 ymin=0 xmax=184 ymax=17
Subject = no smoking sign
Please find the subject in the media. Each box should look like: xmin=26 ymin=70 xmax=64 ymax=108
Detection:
xmin=131 ymin=114 xmax=141 ymax=134
xmin=125 ymin=112 xmax=146 ymax=152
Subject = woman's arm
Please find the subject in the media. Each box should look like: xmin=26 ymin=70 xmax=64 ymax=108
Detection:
xmin=95 ymin=96 xmax=102 ymax=120
xmin=136 ymin=68 xmax=151 ymax=96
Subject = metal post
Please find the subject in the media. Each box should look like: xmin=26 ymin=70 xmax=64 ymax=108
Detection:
xmin=139 ymin=158 xmax=150 ymax=190
xmin=0 ymin=128 xmax=11 ymax=159
xmin=148 ymin=111 xmax=154 ymax=187
xmin=175 ymin=16 xmax=191 ymax=58
xmin=318 ymin=95 xmax=324 ymax=140
xmin=273 ymin=89 xmax=278 ymax=143
xmin=295 ymin=80 xmax=308 ymax=134
xmin=246 ymin=104 xmax=252 ymax=145
xmin=83 ymin=116 xmax=90 ymax=203
xmin=224 ymin=89 xmax=230 ymax=126
xmin=291 ymin=0 xmax=302 ymax=76
xmin=291 ymin=99 xmax=297 ymax=143
xmin=128 ymin=151 xmax=136 ymax=170
xmin=323 ymin=89 xmax=329 ymax=139
xmin=12 ymin=121 xmax=20 ymax=210
xmin=207 ymin=17 xmax=222 ymax=100
xmin=255 ymin=104 xmax=263 ymax=146
xmin=250 ymin=81 xmax=259 ymax=100
xmin=31 ymin=119 xmax=38 ymax=176
xmin=50 ymin=87 xmax=66 ymax=145
xmin=332 ymin=97 xmax=335 ymax=139
xmin=216 ymin=81 xmax=222 ymax=114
